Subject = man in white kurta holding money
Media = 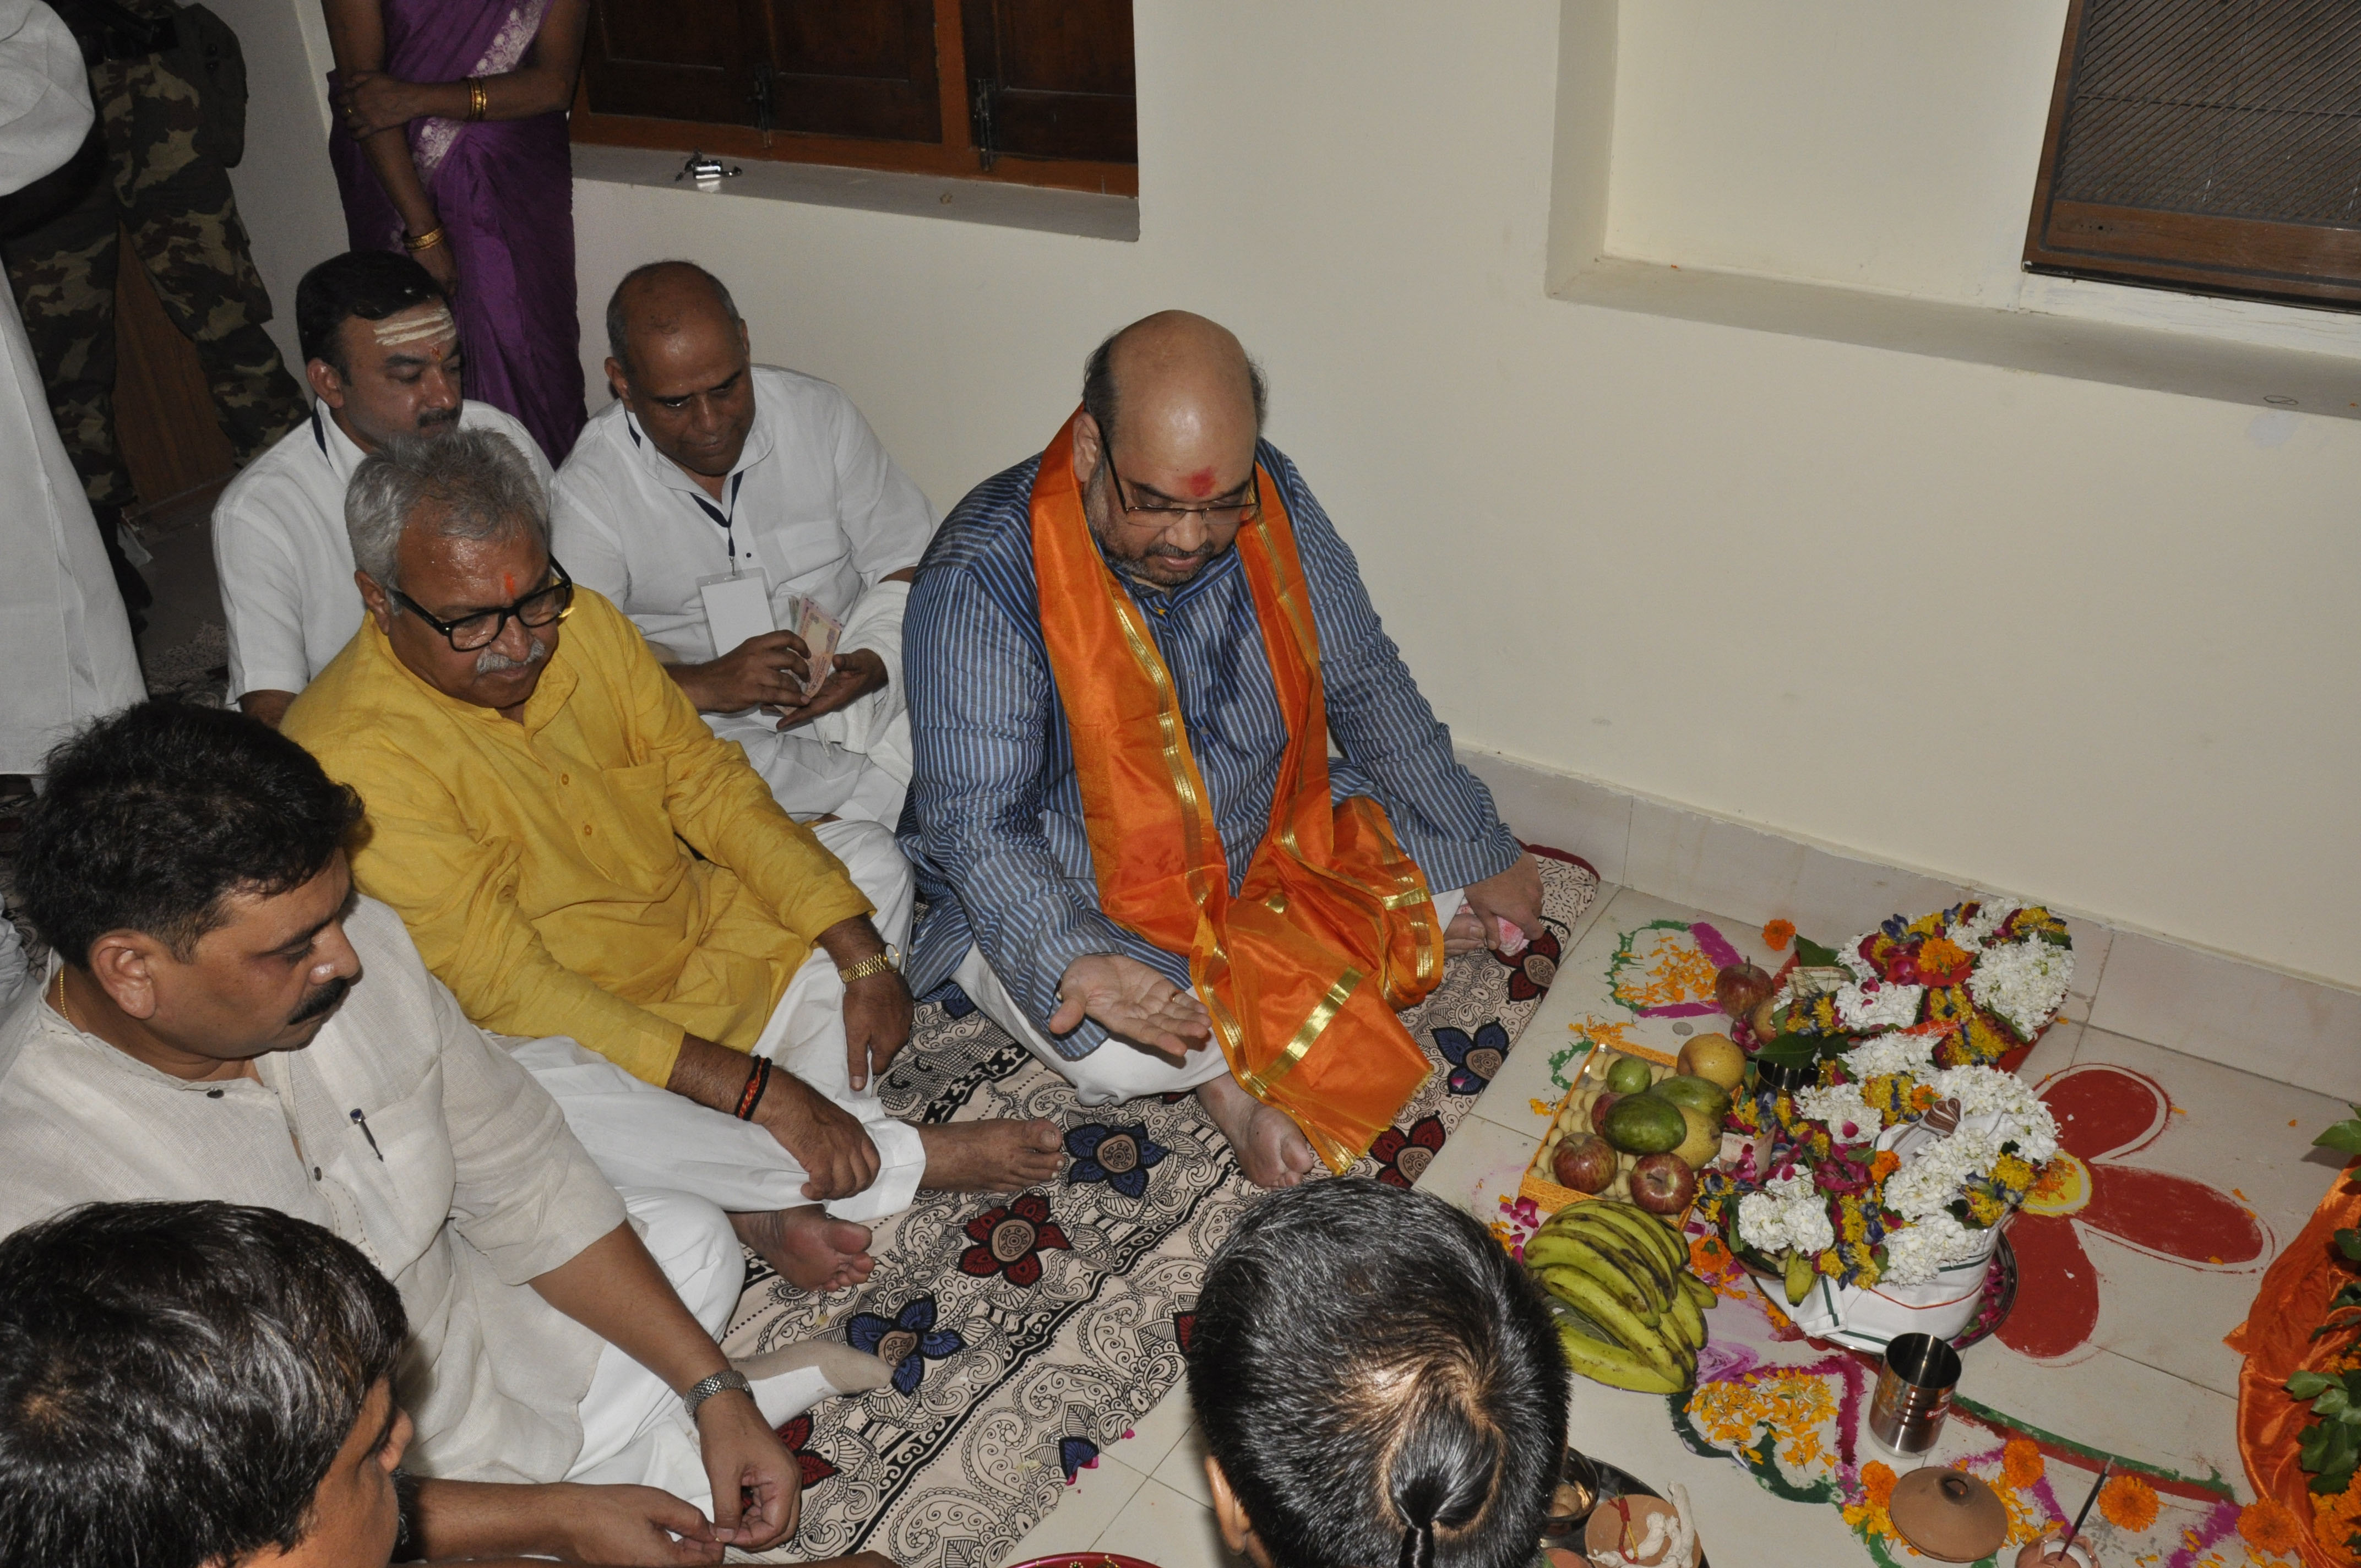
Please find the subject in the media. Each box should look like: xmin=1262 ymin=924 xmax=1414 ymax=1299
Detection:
xmin=551 ymin=261 xmax=925 ymax=949
xmin=0 ymin=0 xmax=143 ymax=1009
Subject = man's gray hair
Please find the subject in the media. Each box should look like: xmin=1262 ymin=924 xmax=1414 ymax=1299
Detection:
xmin=346 ymin=428 xmax=548 ymax=592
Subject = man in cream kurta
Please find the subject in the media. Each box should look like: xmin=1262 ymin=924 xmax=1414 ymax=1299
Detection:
xmin=552 ymin=262 xmax=925 ymax=948
xmin=0 ymin=0 xmax=142 ymax=777
xmin=0 ymin=896 xmax=630 ymax=1484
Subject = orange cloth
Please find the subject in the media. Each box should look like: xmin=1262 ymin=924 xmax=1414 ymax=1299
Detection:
xmin=1029 ymin=410 xmax=1441 ymax=1171
xmin=2228 ymin=1161 xmax=2361 ymax=1568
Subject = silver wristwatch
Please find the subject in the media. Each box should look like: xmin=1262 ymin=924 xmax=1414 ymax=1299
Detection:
xmin=682 ymin=1368 xmax=753 ymax=1422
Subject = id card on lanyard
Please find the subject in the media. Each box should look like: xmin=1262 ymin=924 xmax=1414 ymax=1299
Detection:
xmin=689 ymin=470 xmax=773 ymax=656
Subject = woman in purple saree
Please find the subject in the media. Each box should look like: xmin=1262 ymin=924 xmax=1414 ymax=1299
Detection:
xmin=323 ymin=0 xmax=588 ymax=462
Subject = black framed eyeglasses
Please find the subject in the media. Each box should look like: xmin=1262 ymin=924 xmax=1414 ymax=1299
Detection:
xmin=390 ymin=558 xmax=574 ymax=651
xmin=1100 ymin=453 xmax=1261 ymax=527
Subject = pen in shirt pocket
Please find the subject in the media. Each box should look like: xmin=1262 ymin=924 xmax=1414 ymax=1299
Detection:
xmin=350 ymin=1108 xmax=384 ymax=1161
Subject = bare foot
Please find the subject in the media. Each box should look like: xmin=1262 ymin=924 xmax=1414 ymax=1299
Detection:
xmin=1197 ymin=1072 xmax=1318 ymax=1188
xmin=917 ymin=1118 xmax=1063 ymax=1192
xmin=1443 ymin=903 xmax=1490 ymax=956
xmin=731 ymin=1205 xmax=874 ymax=1292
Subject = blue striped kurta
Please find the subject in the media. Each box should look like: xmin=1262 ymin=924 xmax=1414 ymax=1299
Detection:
xmin=899 ymin=441 xmax=1520 ymax=1061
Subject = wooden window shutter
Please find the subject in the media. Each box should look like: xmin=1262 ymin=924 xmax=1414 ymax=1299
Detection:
xmin=961 ymin=0 xmax=1136 ymax=167
xmin=2025 ymin=0 xmax=2361 ymax=309
xmin=763 ymin=0 xmax=945 ymax=144
xmin=581 ymin=0 xmax=765 ymax=128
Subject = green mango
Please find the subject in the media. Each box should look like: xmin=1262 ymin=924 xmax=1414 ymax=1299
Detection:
xmin=1646 ymin=1073 xmax=1732 ymax=1125
xmin=1600 ymin=1093 xmax=1687 ymax=1155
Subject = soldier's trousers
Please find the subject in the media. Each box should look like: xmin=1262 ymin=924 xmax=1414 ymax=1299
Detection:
xmin=3 ymin=156 xmax=303 ymax=512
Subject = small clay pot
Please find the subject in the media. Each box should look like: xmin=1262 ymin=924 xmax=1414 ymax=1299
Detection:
xmin=2014 ymin=1537 xmax=2096 ymax=1567
xmin=1582 ymin=1495 xmax=1699 ymax=1567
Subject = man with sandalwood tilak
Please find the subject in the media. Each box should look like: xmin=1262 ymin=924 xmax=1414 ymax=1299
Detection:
xmin=901 ymin=312 xmax=1543 ymax=1188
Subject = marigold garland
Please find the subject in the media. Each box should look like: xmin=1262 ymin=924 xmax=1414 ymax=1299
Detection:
xmin=2002 ymin=1437 xmax=2045 ymax=1490
xmin=2237 ymin=1495 xmax=2303 ymax=1556
xmin=2311 ymin=1471 xmax=2361 ymax=1550
xmin=2097 ymin=1471 xmax=2160 ymax=1533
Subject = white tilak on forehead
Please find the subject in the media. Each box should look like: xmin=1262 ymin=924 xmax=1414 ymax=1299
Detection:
xmin=373 ymin=304 xmax=457 ymax=350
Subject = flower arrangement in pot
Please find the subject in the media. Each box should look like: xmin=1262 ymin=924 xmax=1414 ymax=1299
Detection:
xmin=1695 ymin=1029 xmax=2063 ymax=1351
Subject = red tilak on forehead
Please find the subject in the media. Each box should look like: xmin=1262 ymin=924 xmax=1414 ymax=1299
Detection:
xmin=502 ymin=570 xmax=516 ymax=597
xmin=1183 ymin=467 xmax=1217 ymax=497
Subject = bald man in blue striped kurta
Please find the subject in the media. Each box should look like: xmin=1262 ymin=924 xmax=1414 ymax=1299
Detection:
xmin=899 ymin=312 xmax=1543 ymax=1189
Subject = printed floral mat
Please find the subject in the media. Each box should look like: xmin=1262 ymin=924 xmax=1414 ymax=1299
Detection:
xmin=1670 ymin=1277 xmax=2301 ymax=1566
xmin=721 ymin=852 xmax=1598 ymax=1568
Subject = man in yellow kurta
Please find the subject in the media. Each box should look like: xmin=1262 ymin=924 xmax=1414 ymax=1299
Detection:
xmin=285 ymin=427 xmax=1059 ymax=1289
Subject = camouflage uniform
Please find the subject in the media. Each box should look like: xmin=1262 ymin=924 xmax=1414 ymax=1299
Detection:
xmin=1 ymin=0 xmax=302 ymax=515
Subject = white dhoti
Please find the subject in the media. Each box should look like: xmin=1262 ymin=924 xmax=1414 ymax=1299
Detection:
xmin=567 ymin=1188 xmax=888 ymax=1513
xmin=955 ymin=889 xmax=1467 ymax=1103
xmin=510 ymin=947 xmax=926 ymax=1222
xmin=806 ymin=814 xmax=913 ymax=951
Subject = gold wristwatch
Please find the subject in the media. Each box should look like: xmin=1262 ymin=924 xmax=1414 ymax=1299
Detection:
xmin=837 ymin=945 xmax=899 ymax=984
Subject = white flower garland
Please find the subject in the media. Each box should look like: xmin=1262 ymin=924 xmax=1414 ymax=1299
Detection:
xmin=1929 ymin=1065 xmax=2060 ymax=1165
xmin=1883 ymin=1128 xmax=2001 ymax=1225
xmin=1949 ymin=899 xmax=2021 ymax=949
xmin=1882 ymin=1208 xmax=1978 ymax=1286
xmin=1843 ymin=1031 xmax=1936 ymax=1081
xmin=1966 ymin=937 xmax=2074 ymax=1042
xmin=1835 ymin=979 xmax=1924 ymax=1032
xmin=1738 ymin=1172 xmax=1836 ymax=1257
xmin=1793 ymin=1082 xmax=1878 ymax=1143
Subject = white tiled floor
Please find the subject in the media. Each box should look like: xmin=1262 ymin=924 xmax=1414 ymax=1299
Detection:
xmin=994 ymin=880 xmax=2342 ymax=1567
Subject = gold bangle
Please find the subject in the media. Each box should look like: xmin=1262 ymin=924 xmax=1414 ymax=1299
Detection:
xmin=401 ymin=225 xmax=447 ymax=254
xmin=466 ymin=76 xmax=488 ymax=122
xmin=836 ymin=951 xmax=897 ymax=986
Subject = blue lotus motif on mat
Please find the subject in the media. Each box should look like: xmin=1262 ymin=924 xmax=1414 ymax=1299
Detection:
xmin=1064 ymin=1122 xmax=1166 ymax=1199
xmin=1059 ymin=1435 xmax=1098 ymax=1483
xmin=1434 ymin=1021 xmax=1510 ymax=1096
xmin=845 ymin=1297 xmax=965 ymax=1395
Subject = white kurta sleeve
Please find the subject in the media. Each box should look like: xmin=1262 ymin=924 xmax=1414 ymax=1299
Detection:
xmin=828 ymin=390 xmax=934 ymax=587
xmin=213 ymin=491 xmax=325 ymax=701
xmin=0 ymin=2 xmax=91 ymax=197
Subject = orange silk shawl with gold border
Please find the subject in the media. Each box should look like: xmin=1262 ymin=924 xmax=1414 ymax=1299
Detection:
xmin=1029 ymin=410 xmax=1441 ymax=1172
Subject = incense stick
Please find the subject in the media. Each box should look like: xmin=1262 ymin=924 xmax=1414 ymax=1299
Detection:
xmin=2058 ymin=1459 xmax=2109 ymax=1555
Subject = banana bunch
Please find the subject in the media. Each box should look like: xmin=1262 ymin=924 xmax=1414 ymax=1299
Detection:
xmin=1524 ymin=1200 xmax=1714 ymax=1397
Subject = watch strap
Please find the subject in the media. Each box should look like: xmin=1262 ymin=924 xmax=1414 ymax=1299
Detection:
xmin=682 ymin=1367 xmax=753 ymax=1422
xmin=836 ymin=950 xmax=897 ymax=985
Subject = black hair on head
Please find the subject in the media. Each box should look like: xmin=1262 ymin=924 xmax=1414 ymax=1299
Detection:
xmin=296 ymin=249 xmax=447 ymax=377
xmin=0 ymin=1200 xmax=407 ymax=1568
xmin=1185 ymin=1179 xmax=1568 ymax=1568
xmin=14 ymin=699 xmax=364 ymax=968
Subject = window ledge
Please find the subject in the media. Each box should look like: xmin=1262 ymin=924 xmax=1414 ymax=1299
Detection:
xmin=1549 ymin=256 xmax=2361 ymax=420
xmin=571 ymin=144 xmax=1138 ymax=243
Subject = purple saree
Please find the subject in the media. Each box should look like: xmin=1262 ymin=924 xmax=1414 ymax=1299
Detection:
xmin=327 ymin=0 xmax=585 ymax=462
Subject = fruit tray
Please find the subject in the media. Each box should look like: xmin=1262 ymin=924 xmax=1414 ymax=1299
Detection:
xmin=1520 ymin=1040 xmax=1699 ymax=1219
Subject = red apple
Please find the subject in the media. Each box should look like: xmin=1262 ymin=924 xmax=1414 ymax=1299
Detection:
xmin=1588 ymin=1091 xmax=1622 ymax=1135
xmin=1551 ymin=1133 xmax=1618 ymax=1194
xmin=1628 ymin=1152 xmax=1698 ymax=1215
xmin=1716 ymin=961 xmax=1775 ymax=1022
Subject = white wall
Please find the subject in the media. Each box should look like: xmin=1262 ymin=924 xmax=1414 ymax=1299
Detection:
xmin=211 ymin=0 xmax=344 ymax=375
xmin=227 ymin=1 xmax=2361 ymax=993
